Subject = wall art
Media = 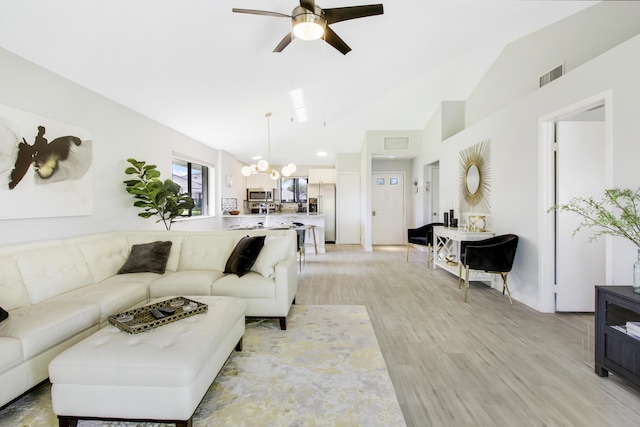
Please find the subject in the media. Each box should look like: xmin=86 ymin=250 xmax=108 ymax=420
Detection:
xmin=0 ymin=104 xmax=93 ymax=220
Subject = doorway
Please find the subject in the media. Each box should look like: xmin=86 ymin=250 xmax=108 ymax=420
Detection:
xmin=372 ymin=172 xmax=404 ymax=245
xmin=541 ymin=94 xmax=611 ymax=312
xmin=424 ymin=164 xmax=440 ymax=225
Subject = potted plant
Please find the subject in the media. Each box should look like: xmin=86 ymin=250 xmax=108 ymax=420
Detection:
xmin=123 ymin=158 xmax=194 ymax=230
xmin=550 ymin=187 xmax=640 ymax=292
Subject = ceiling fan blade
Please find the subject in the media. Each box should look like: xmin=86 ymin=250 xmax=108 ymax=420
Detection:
xmin=299 ymin=0 xmax=316 ymax=13
xmin=274 ymin=33 xmax=293 ymax=53
xmin=232 ymin=8 xmax=290 ymax=18
xmin=324 ymin=4 xmax=384 ymax=25
xmin=323 ymin=26 xmax=351 ymax=55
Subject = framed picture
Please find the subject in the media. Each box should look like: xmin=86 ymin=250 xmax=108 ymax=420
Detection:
xmin=0 ymin=104 xmax=93 ymax=219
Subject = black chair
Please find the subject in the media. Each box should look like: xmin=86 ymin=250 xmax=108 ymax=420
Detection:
xmin=406 ymin=223 xmax=443 ymax=267
xmin=458 ymin=234 xmax=519 ymax=303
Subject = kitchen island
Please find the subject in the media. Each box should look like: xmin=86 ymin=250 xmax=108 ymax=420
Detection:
xmin=221 ymin=213 xmax=326 ymax=253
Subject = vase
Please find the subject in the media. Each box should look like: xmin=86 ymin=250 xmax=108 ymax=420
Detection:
xmin=634 ymin=249 xmax=640 ymax=294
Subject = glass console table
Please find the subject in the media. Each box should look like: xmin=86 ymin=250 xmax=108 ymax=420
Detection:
xmin=432 ymin=225 xmax=495 ymax=278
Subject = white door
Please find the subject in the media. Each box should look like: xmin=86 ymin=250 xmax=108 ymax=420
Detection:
xmin=555 ymin=121 xmax=606 ymax=312
xmin=337 ymin=174 xmax=360 ymax=244
xmin=372 ymin=172 xmax=404 ymax=245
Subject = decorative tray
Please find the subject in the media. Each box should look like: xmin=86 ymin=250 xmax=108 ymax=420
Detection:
xmin=108 ymin=297 xmax=208 ymax=334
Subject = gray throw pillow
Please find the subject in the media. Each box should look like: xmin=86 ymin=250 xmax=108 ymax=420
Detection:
xmin=118 ymin=241 xmax=173 ymax=274
xmin=224 ymin=235 xmax=265 ymax=277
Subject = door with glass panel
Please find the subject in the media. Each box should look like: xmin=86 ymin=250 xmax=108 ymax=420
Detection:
xmin=372 ymin=172 xmax=404 ymax=245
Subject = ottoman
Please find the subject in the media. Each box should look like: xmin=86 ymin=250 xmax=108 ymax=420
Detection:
xmin=48 ymin=296 xmax=246 ymax=427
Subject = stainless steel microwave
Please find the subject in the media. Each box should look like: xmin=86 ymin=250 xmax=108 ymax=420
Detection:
xmin=247 ymin=189 xmax=273 ymax=202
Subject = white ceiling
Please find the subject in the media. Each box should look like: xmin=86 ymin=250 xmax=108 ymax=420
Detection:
xmin=0 ymin=0 xmax=595 ymax=167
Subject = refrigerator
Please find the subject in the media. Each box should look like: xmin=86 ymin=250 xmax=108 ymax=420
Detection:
xmin=309 ymin=183 xmax=335 ymax=242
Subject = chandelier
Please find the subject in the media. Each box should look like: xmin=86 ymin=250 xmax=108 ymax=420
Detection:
xmin=241 ymin=112 xmax=296 ymax=180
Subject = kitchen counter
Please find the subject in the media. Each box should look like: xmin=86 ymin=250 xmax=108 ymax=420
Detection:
xmin=221 ymin=213 xmax=326 ymax=253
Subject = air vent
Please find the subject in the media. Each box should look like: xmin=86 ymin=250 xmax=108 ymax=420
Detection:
xmin=384 ymin=137 xmax=409 ymax=150
xmin=539 ymin=64 xmax=564 ymax=88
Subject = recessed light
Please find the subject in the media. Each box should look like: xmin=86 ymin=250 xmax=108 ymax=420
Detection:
xmin=317 ymin=151 xmax=327 ymax=157
xmin=252 ymin=155 xmax=262 ymax=160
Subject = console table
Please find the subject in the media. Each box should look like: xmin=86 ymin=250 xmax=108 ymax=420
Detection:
xmin=432 ymin=226 xmax=494 ymax=277
xmin=595 ymin=285 xmax=640 ymax=388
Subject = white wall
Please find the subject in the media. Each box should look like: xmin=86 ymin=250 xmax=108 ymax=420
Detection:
xmin=438 ymin=34 xmax=640 ymax=310
xmin=0 ymin=47 xmax=220 ymax=246
xmin=465 ymin=1 xmax=640 ymax=127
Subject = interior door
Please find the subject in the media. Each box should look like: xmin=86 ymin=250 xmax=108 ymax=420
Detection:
xmin=555 ymin=121 xmax=605 ymax=312
xmin=372 ymin=172 xmax=404 ymax=245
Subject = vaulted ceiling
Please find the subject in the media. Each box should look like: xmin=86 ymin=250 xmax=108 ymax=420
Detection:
xmin=0 ymin=0 xmax=595 ymax=166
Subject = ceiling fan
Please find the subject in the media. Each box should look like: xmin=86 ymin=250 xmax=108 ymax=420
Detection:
xmin=232 ymin=1 xmax=384 ymax=55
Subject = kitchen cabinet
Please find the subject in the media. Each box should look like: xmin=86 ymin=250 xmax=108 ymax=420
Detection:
xmin=246 ymin=173 xmax=277 ymax=190
xmin=595 ymin=286 xmax=640 ymax=388
xmin=308 ymin=169 xmax=336 ymax=184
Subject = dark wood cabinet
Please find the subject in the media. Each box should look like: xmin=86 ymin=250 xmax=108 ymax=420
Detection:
xmin=595 ymin=285 xmax=640 ymax=388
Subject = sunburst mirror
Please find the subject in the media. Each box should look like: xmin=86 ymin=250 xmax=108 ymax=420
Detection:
xmin=458 ymin=139 xmax=491 ymax=213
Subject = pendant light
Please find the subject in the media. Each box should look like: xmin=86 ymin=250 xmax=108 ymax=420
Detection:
xmin=241 ymin=113 xmax=296 ymax=180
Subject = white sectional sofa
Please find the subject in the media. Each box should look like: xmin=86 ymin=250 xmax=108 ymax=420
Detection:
xmin=0 ymin=228 xmax=298 ymax=408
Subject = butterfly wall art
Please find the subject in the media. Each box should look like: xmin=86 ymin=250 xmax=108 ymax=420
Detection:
xmin=0 ymin=104 xmax=93 ymax=220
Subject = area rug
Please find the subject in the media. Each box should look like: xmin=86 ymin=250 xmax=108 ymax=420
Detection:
xmin=0 ymin=305 xmax=406 ymax=427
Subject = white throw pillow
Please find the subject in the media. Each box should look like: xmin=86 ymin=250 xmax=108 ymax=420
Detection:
xmin=251 ymin=236 xmax=291 ymax=278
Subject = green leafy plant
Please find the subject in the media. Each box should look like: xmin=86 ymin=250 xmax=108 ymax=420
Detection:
xmin=123 ymin=158 xmax=195 ymax=230
xmin=549 ymin=188 xmax=640 ymax=248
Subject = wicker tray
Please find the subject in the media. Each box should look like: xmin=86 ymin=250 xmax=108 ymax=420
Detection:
xmin=108 ymin=297 xmax=208 ymax=334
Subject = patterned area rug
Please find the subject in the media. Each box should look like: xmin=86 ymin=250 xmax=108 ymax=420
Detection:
xmin=0 ymin=305 xmax=406 ymax=427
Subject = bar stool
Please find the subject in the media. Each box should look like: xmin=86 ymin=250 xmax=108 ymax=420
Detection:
xmin=293 ymin=223 xmax=307 ymax=272
xmin=307 ymin=225 xmax=318 ymax=255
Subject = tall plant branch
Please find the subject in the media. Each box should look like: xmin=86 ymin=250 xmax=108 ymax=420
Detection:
xmin=549 ymin=187 xmax=640 ymax=248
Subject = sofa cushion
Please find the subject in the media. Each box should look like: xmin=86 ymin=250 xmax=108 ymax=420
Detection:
xmin=178 ymin=234 xmax=235 ymax=272
xmin=251 ymin=236 xmax=293 ymax=279
xmin=148 ymin=270 xmax=225 ymax=298
xmin=0 ymin=256 xmax=30 ymax=311
xmin=101 ymin=271 xmax=164 ymax=286
xmin=47 ymin=282 xmax=148 ymax=323
xmin=118 ymin=241 xmax=173 ymax=274
xmin=0 ymin=302 xmax=99 ymax=359
xmin=224 ymin=236 xmax=265 ymax=277
xmin=75 ymin=235 xmax=129 ymax=283
xmin=212 ymin=272 xmax=275 ymax=299
xmin=0 ymin=337 xmax=23 ymax=374
xmin=13 ymin=246 xmax=94 ymax=304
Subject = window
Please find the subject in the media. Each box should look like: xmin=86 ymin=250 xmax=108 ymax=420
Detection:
xmin=280 ymin=177 xmax=308 ymax=203
xmin=172 ymin=159 xmax=209 ymax=216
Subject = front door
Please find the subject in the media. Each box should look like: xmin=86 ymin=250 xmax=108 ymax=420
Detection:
xmin=372 ymin=172 xmax=404 ymax=245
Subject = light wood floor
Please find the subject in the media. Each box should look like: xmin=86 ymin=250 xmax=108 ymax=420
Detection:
xmin=296 ymin=244 xmax=640 ymax=427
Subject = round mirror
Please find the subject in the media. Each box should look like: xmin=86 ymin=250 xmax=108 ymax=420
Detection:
xmin=465 ymin=163 xmax=480 ymax=196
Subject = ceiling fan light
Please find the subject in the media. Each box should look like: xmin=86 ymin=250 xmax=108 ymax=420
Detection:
xmin=241 ymin=165 xmax=252 ymax=177
xmin=292 ymin=11 xmax=325 ymax=41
